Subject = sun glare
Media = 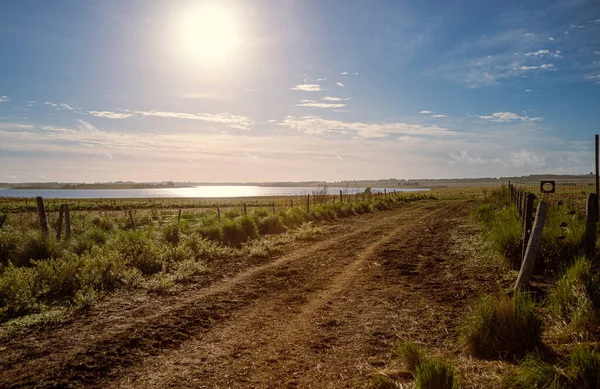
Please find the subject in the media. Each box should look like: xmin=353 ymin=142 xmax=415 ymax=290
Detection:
xmin=177 ymin=4 xmax=242 ymax=64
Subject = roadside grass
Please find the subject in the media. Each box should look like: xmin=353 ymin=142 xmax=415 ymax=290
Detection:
xmin=503 ymin=346 xmax=600 ymax=389
xmin=460 ymin=291 xmax=542 ymax=359
xmin=0 ymin=191 xmax=436 ymax=323
xmin=547 ymin=256 xmax=600 ymax=341
xmin=392 ymin=341 xmax=459 ymax=389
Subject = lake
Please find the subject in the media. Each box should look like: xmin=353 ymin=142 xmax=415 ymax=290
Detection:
xmin=0 ymin=186 xmax=427 ymax=199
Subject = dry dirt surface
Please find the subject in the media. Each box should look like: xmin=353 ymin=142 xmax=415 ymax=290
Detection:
xmin=0 ymin=199 xmax=504 ymax=388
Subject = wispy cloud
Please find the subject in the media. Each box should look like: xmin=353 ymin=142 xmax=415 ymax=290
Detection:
xmin=279 ymin=116 xmax=456 ymax=138
xmin=479 ymin=111 xmax=542 ymax=122
xmin=340 ymin=71 xmax=348 ymax=75
xmin=524 ymin=49 xmax=562 ymax=58
xmin=519 ymin=63 xmax=556 ymax=71
xmin=133 ymin=111 xmax=253 ymax=130
xmin=432 ymin=114 xmax=447 ymax=118
xmin=291 ymin=84 xmax=321 ymax=92
xmin=88 ymin=111 xmax=133 ymax=119
xmin=420 ymin=110 xmax=433 ymax=114
xmin=0 ymin=96 xmax=8 ymax=103
xmin=336 ymin=82 xmax=345 ymax=87
xmin=322 ymin=96 xmax=348 ymax=101
xmin=295 ymin=102 xmax=347 ymax=109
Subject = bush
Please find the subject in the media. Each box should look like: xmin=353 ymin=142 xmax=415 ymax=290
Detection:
xmin=221 ymin=217 xmax=258 ymax=247
xmin=13 ymin=230 xmax=56 ymax=267
xmin=113 ymin=230 xmax=164 ymax=275
xmin=460 ymin=292 xmax=542 ymax=359
xmin=257 ymin=215 xmax=287 ymax=235
xmin=90 ymin=216 xmax=114 ymax=231
xmin=163 ymin=223 xmax=180 ymax=245
xmin=197 ymin=224 xmax=223 ymax=242
xmin=0 ymin=265 xmax=40 ymax=319
xmin=354 ymin=201 xmax=372 ymax=214
xmin=548 ymin=257 xmax=600 ymax=340
xmin=415 ymin=357 xmax=459 ymax=389
xmin=181 ymin=233 xmax=231 ymax=260
xmin=488 ymin=207 xmax=522 ymax=267
xmin=281 ymin=207 xmax=309 ymax=228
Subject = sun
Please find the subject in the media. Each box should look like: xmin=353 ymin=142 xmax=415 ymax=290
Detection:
xmin=177 ymin=4 xmax=242 ymax=64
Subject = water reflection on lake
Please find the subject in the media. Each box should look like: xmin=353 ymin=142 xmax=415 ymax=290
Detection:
xmin=0 ymin=186 xmax=428 ymax=199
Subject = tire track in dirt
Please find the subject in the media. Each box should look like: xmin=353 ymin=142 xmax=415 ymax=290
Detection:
xmin=108 ymin=202 xmax=466 ymax=389
xmin=1 ymin=202 xmax=436 ymax=388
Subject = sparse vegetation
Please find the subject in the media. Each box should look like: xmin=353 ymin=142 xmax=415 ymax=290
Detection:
xmin=396 ymin=341 xmax=459 ymax=389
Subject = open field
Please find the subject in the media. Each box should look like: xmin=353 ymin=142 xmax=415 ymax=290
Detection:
xmin=1 ymin=185 xmax=598 ymax=388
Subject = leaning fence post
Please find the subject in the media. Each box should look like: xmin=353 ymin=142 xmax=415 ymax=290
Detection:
xmin=128 ymin=209 xmax=135 ymax=229
xmin=0 ymin=214 xmax=6 ymax=229
xmin=514 ymin=201 xmax=548 ymax=291
xmin=522 ymin=194 xmax=536 ymax=261
xmin=584 ymin=193 xmax=598 ymax=258
xmin=65 ymin=205 xmax=71 ymax=239
xmin=36 ymin=196 xmax=48 ymax=236
xmin=56 ymin=204 xmax=65 ymax=241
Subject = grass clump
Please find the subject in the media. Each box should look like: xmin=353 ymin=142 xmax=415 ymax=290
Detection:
xmin=548 ymin=256 xmax=600 ymax=341
xmin=221 ymin=216 xmax=259 ymax=247
xmin=415 ymin=357 xmax=459 ymax=389
xmin=396 ymin=341 xmax=459 ymax=389
xmin=257 ymin=215 xmax=287 ymax=235
xmin=569 ymin=346 xmax=600 ymax=388
xmin=503 ymin=353 xmax=566 ymax=389
xmin=460 ymin=291 xmax=542 ymax=359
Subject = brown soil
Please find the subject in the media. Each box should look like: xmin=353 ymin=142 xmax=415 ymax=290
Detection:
xmin=0 ymin=200 xmax=509 ymax=388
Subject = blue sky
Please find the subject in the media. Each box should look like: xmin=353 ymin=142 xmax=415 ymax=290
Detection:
xmin=1 ymin=0 xmax=599 ymax=183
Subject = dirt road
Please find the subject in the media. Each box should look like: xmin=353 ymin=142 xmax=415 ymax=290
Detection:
xmin=1 ymin=200 xmax=502 ymax=388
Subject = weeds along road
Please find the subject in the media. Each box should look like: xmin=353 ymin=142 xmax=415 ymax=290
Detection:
xmin=1 ymin=199 xmax=492 ymax=388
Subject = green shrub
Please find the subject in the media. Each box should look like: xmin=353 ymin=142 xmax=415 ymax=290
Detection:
xmin=163 ymin=223 xmax=180 ymax=245
xmin=221 ymin=217 xmax=258 ymax=247
xmin=570 ymin=346 xmax=600 ymax=388
xmin=372 ymin=199 xmax=392 ymax=211
xmin=281 ymin=207 xmax=309 ymax=228
xmin=181 ymin=233 xmax=231 ymax=260
xmin=257 ymin=215 xmax=287 ymax=235
xmin=354 ymin=201 xmax=372 ymax=214
xmin=460 ymin=292 xmax=542 ymax=359
xmin=197 ymin=224 xmax=223 ymax=242
xmin=473 ymin=203 xmax=496 ymax=224
xmin=0 ymin=265 xmax=40 ymax=319
xmin=488 ymin=207 xmax=522 ymax=266
xmin=0 ymin=229 xmax=20 ymax=266
xmin=415 ymin=357 xmax=459 ymax=389
xmin=294 ymin=222 xmax=324 ymax=241
xmin=90 ymin=216 xmax=114 ymax=231
xmin=113 ymin=230 xmax=164 ymax=275
xmin=14 ymin=230 xmax=56 ymax=267
xmin=548 ymin=257 xmax=600 ymax=340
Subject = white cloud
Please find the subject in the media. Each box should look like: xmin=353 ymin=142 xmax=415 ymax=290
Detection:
xmin=525 ymin=89 xmax=532 ymax=92
xmin=316 ymin=78 xmax=327 ymax=81
xmin=420 ymin=110 xmax=433 ymax=114
xmin=524 ymin=49 xmax=561 ymax=58
xmin=355 ymin=73 xmax=359 ymax=75
xmin=510 ymin=149 xmax=546 ymax=168
xmin=322 ymin=96 xmax=342 ymax=101
xmin=279 ymin=116 xmax=456 ymax=138
xmin=548 ymin=37 xmax=555 ymax=41
xmin=478 ymin=111 xmax=542 ymax=122
xmin=0 ymin=96 xmax=8 ymax=103
xmin=520 ymin=63 xmax=556 ymax=71
xmin=336 ymin=82 xmax=345 ymax=87
xmin=88 ymin=111 xmax=133 ymax=119
xmin=340 ymin=72 xmax=348 ymax=75
xmin=60 ymin=103 xmax=75 ymax=111
xmin=586 ymin=75 xmax=600 ymax=79
xmin=299 ymin=99 xmax=316 ymax=103
xmin=432 ymin=114 xmax=447 ymax=118
xmin=291 ymin=84 xmax=321 ymax=92
xmin=133 ymin=110 xmax=252 ymax=130
xmin=524 ymin=32 xmax=534 ymax=37
xmin=295 ymin=102 xmax=347 ymax=109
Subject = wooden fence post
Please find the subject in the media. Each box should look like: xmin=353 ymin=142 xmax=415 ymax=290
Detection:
xmin=307 ymin=194 xmax=310 ymax=213
xmin=216 ymin=206 xmax=221 ymax=222
xmin=128 ymin=209 xmax=135 ymax=229
xmin=514 ymin=201 xmax=548 ymax=291
xmin=522 ymin=194 xmax=536 ymax=261
xmin=384 ymin=188 xmax=387 ymax=197
xmin=65 ymin=204 xmax=71 ymax=239
xmin=584 ymin=193 xmax=598 ymax=258
xmin=243 ymin=203 xmax=247 ymax=216
xmin=177 ymin=209 xmax=182 ymax=224
xmin=272 ymin=202 xmax=275 ymax=213
xmin=56 ymin=204 xmax=65 ymax=241
xmin=0 ymin=214 xmax=6 ymax=229
xmin=340 ymin=190 xmax=343 ymax=204
xmin=36 ymin=196 xmax=48 ymax=236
